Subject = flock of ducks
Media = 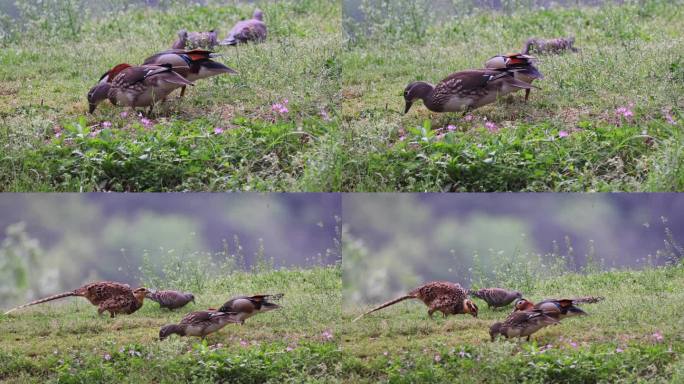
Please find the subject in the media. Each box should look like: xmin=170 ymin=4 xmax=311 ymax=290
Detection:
xmin=87 ymin=9 xmax=267 ymax=115
xmin=403 ymin=36 xmax=577 ymax=115
xmin=3 ymin=281 xmax=283 ymax=341
xmin=353 ymin=281 xmax=603 ymax=342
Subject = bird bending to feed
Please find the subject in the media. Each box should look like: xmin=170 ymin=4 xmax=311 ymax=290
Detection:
xmin=159 ymin=310 xmax=241 ymax=340
xmin=146 ymin=290 xmax=195 ymax=310
xmin=172 ymin=29 xmax=219 ymax=50
xmin=469 ymin=288 xmax=522 ymax=309
xmin=403 ymin=69 xmax=537 ymax=114
xmin=485 ymin=53 xmax=544 ymax=102
xmin=87 ymin=63 xmax=194 ymax=114
xmin=220 ymin=9 xmax=267 ymax=46
xmin=143 ymin=49 xmax=237 ymax=97
xmin=514 ymin=296 xmax=603 ymax=319
xmin=352 ymin=281 xmax=478 ymax=322
xmin=523 ymin=36 xmax=578 ymax=55
xmin=3 ymin=281 xmax=148 ymax=318
xmin=490 ymin=309 xmax=559 ymax=341
xmin=217 ymin=294 xmax=283 ymax=324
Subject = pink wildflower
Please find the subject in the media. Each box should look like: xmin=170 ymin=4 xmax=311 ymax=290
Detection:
xmin=214 ymin=127 xmax=224 ymax=134
xmin=447 ymin=125 xmax=457 ymax=131
xmin=103 ymin=353 xmax=111 ymax=361
xmin=240 ymin=340 xmax=248 ymax=347
xmin=434 ymin=354 xmax=442 ymax=363
xmin=286 ymin=346 xmax=295 ymax=352
xmin=464 ymin=114 xmax=474 ymax=121
xmin=321 ymin=330 xmax=334 ymax=341
xmin=101 ymin=121 xmax=112 ymax=128
xmin=383 ymin=351 xmax=389 ymax=356
xmin=485 ymin=121 xmax=498 ymax=132
xmin=120 ymin=111 xmax=128 ymax=118
xmin=663 ymin=110 xmax=676 ymax=125
xmin=320 ymin=108 xmax=331 ymax=121
xmin=558 ymin=130 xmax=569 ymax=138
xmin=140 ymin=117 xmax=153 ymax=128
xmin=570 ymin=342 xmax=578 ymax=348
xmin=616 ymin=106 xmax=633 ymax=118
xmin=616 ymin=347 xmax=624 ymax=353
xmin=652 ymin=332 xmax=664 ymax=343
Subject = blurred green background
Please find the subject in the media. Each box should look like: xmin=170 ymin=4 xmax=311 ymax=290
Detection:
xmin=343 ymin=194 xmax=684 ymax=305
xmin=0 ymin=194 xmax=341 ymax=308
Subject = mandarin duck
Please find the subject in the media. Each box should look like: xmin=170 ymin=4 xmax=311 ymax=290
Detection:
xmin=490 ymin=309 xmax=559 ymax=341
xmin=87 ymin=63 xmax=193 ymax=114
xmin=159 ymin=310 xmax=241 ymax=340
xmin=469 ymin=288 xmax=523 ymax=309
xmin=484 ymin=53 xmax=543 ymax=101
xmin=513 ymin=296 xmax=603 ymax=319
xmin=220 ymin=9 xmax=267 ymax=46
xmin=353 ymin=281 xmax=478 ymax=322
xmin=403 ymin=69 xmax=537 ymax=114
xmin=143 ymin=49 xmax=237 ymax=97
xmin=4 ymin=281 xmax=148 ymax=318
xmin=217 ymin=294 xmax=283 ymax=324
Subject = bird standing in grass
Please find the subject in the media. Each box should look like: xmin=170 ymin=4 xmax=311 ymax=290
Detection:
xmin=469 ymin=288 xmax=523 ymax=309
xmin=218 ymin=294 xmax=283 ymax=324
xmin=514 ymin=296 xmax=603 ymax=319
xmin=143 ymin=49 xmax=237 ymax=98
xmin=172 ymin=29 xmax=219 ymax=50
xmin=159 ymin=310 xmax=241 ymax=340
xmin=3 ymin=281 xmax=148 ymax=318
xmin=146 ymin=290 xmax=195 ymax=310
xmin=220 ymin=9 xmax=267 ymax=46
xmin=403 ymin=69 xmax=537 ymax=115
xmin=352 ymin=281 xmax=478 ymax=322
xmin=87 ymin=63 xmax=194 ymax=115
xmin=484 ymin=53 xmax=544 ymax=102
xmin=489 ymin=309 xmax=559 ymax=341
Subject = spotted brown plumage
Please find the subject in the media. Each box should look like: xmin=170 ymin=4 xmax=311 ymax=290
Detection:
xmin=159 ymin=310 xmax=241 ymax=340
xmin=88 ymin=63 xmax=194 ymax=114
xmin=146 ymin=290 xmax=195 ymax=310
xmin=143 ymin=49 xmax=237 ymax=97
xmin=490 ymin=309 xmax=559 ymax=341
xmin=403 ymin=69 xmax=537 ymax=114
xmin=469 ymin=288 xmax=522 ymax=309
xmin=172 ymin=29 xmax=219 ymax=50
xmin=514 ymin=296 xmax=603 ymax=319
xmin=523 ymin=37 xmax=579 ymax=55
xmin=217 ymin=294 xmax=283 ymax=324
xmin=352 ymin=281 xmax=478 ymax=322
xmin=3 ymin=281 xmax=148 ymax=318
xmin=484 ymin=53 xmax=544 ymax=101
xmin=220 ymin=9 xmax=267 ymax=46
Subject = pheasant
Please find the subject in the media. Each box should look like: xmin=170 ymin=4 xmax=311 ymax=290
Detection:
xmin=469 ymin=288 xmax=522 ymax=309
xmin=146 ymin=290 xmax=195 ymax=310
xmin=143 ymin=49 xmax=237 ymax=97
xmin=489 ymin=309 xmax=559 ymax=341
xmin=220 ymin=9 xmax=267 ymax=46
xmin=523 ymin=37 xmax=579 ymax=55
xmin=88 ymin=63 xmax=194 ymax=114
xmin=159 ymin=310 xmax=241 ymax=340
xmin=352 ymin=281 xmax=478 ymax=322
xmin=172 ymin=29 xmax=219 ymax=50
xmin=217 ymin=294 xmax=283 ymax=324
xmin=403 ymin=69 xmax=537 ymax=115
xmin=484 ymin=53 xmax=543 ymax=102
xmin=514 ymin=296 xmax=603 ymax=319
xmin=3 ymin=281 xmax=148 ymax=318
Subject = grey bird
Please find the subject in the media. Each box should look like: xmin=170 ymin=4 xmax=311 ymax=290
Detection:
xmin=146 ymin=289 xmax=195 ymax=310
xmin=217 ymin=294 xmax=283 ymax=324
xmin=220 ymin=9 xmax=267 ymax=46
xmin=469 ymin=288 xmax=523 ymax=309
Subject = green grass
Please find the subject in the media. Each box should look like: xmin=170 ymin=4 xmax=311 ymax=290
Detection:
xmin=341 ymin=264 xmax=684 ymax=383
xmin=0 ymin=0 xmax=343 ymax=191
xmin=0 ymin=266 xmax=342 ymax=383
xmin=341 ymin=1 xmax=684 ymax=191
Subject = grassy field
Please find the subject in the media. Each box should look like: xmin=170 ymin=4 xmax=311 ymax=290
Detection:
xmin=0 ymin=266 xmax=342 ymax=383
xmin=341 ymin=263 xmax=684 ymax=383
xmin=341 ymin=1 xmax=684 ymax=191
xmin=0 ymin=0 xmax=342 ymax=191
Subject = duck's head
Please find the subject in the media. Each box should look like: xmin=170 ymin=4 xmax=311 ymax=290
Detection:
xmin=403 ymin=81 xmax=433 ymax=114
